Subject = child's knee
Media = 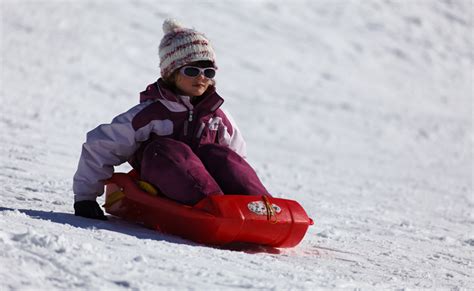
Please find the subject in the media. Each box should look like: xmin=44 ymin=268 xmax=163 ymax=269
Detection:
xmin=198 ymin=143 xmax=239 ymax=161
xmin=143 ymin=138 xmax=194 ymax=162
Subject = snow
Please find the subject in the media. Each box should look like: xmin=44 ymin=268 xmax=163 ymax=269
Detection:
xmin=1 ymin=0 xmax=472 ymax=289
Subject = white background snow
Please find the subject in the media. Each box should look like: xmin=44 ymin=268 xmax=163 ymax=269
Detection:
xmin=1 ymin=0 xmax=473 ymax=289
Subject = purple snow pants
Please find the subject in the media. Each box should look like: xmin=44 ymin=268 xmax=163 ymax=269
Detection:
xmin=140 ymin=138 xmax=271 ymax=205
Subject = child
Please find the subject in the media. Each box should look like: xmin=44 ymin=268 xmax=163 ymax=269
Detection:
xmin=73 ymin=19 xmax=270 ymax=220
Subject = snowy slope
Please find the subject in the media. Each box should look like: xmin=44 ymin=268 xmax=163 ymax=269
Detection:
xmin=1 ymin=0 xmax=473 ymax=289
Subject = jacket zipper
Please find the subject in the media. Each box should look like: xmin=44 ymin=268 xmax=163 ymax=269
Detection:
xmin=184 ymin=109 xmax=193 ymax=136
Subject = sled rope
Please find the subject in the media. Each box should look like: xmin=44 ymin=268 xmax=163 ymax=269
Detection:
xmin=262 ymin=195 xmax=278 ymax=224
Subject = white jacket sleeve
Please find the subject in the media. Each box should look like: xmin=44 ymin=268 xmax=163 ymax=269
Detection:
xmin=73 ymin=102 xmax=149 ymax=202
xmin=219 ymin=109 xmax=247 ymax=159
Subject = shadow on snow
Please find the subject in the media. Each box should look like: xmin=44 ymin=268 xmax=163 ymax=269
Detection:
xmin=0 ymin=206 xmax=281 ymax=254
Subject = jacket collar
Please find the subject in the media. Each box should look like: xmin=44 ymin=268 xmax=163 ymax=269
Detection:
xmin=139 ymin=79 xmax=224 ymax=114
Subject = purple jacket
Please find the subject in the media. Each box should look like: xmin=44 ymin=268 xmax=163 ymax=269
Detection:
xmin=73 ymin=80 xmax=246 ymax=202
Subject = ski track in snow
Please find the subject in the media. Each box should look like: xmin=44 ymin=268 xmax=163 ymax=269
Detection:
xmin=1 ymin=0 xmax=473 ymax=289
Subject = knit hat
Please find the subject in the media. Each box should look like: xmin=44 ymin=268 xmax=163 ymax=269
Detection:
xmin=159 ymin=19 xmax=217 ymax=79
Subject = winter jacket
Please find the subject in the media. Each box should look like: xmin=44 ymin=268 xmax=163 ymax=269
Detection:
xmin=73 ymin=79 xmax=246 ymax=202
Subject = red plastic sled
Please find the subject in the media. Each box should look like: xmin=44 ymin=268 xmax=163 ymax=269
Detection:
xmin=104 ymin=172 xmax=313 ymax=248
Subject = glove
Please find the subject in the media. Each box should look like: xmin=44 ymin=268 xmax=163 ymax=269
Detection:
xmin=74 ymin=200 xmax=107 ymax=220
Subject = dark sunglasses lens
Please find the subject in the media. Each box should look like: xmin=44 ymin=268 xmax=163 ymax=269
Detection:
xmin=183 ymin=67 xmax=200 ymax=77
xmin=204 ymin=68 xmax=216 ymax=78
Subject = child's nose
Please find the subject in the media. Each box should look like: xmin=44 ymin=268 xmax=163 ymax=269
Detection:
xmin=196 ymin=73 xmax=206 ymax=80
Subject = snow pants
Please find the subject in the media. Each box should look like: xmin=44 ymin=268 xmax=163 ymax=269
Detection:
xmin=140 ymin=138 xmax=271 ymax=205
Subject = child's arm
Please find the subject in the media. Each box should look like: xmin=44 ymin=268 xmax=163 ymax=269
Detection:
xmin=218 ymin=109 xmax=247 ymax=159
xmin=72 ymin=102 xmax=151 ymax=204
xmin=73 ymin=122 xmax=139 ymax=202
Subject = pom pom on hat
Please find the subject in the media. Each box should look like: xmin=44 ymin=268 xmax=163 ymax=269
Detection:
xmin=162 ymin=18 xmax=184 ymax=34
xmin=159 ymin=19 xmax=216 ymax=79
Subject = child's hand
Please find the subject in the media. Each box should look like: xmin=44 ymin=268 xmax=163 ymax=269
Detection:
xmin=74 ymin=200 xmax=107 ymax=220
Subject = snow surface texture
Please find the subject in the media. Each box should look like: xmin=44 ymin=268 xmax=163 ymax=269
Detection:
xmin=1 ymin=0 xmax=473 ymax=289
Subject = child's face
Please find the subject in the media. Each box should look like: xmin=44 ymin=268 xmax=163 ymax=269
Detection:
xmin=174 ymin=62 xmax=214 ymax=97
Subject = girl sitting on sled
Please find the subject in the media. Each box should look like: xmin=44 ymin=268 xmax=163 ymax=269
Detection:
xmin=73 ymin=19 xmax=270 ymax=220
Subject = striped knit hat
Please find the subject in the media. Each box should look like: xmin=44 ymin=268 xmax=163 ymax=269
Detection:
xmin=159 ymin=19 xmax=217 ymax=79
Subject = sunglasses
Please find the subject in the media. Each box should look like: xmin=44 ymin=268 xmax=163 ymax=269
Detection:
xmin=179 ymin=66 xmax=216 ymax=79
